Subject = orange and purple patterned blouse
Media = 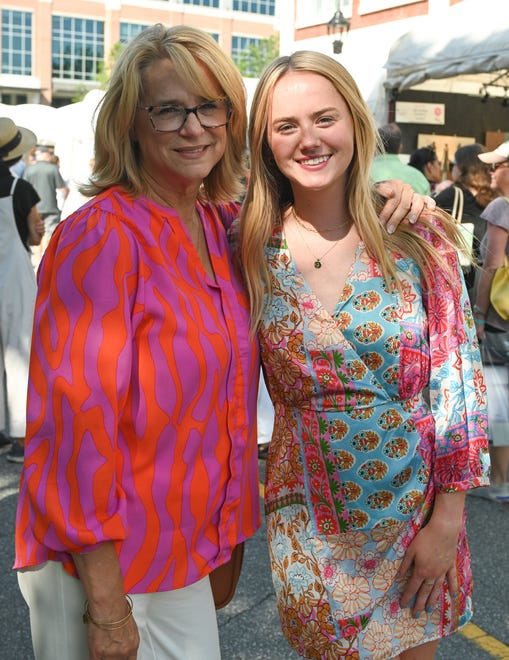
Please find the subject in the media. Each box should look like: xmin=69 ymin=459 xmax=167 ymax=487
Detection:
xmin=14 ymin=187 xmax=260 ymax=593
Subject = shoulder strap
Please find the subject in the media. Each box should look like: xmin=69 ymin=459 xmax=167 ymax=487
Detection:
xmin=451 ymin=186 xmax=464 ymax=222
xmin=9 ymin=175 xmax=19 ymax=195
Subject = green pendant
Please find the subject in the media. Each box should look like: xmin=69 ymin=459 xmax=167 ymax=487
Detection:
xmin=314 ymin=260 xmax=322 ymax=269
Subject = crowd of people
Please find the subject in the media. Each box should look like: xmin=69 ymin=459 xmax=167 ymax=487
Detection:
xmin=0 ymin=129 xmax=68 ymax=464
xmin=0 ymin=20 xmax=505 ymax=660
xmin=0 ymin=118 xmax=44 ymax=464
xmin=405 ymin=137 xmax=509 ymax=505
xmin=471 ymin=140 xmax=509 ymax=503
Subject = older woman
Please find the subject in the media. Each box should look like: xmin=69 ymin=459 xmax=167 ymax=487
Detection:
xmin=14 ymin=25 xmax=434 ymax=660
xmin=14 ymin=25 xmax=259 ymax=660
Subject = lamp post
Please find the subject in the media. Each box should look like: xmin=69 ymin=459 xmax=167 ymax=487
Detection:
xmin=327 ymin=2 xmax=350 ymax=55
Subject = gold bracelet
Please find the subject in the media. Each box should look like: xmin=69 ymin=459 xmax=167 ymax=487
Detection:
xmin=82 ymin=594 xmax=134 ymax=630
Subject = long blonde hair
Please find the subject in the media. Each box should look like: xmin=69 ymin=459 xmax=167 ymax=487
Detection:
xmin=239 ymin=51 xmax=465 ymax=327
xmin=81 ymin=24 xmax=247 ymax=203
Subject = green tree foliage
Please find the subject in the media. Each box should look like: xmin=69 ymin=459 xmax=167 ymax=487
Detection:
xmin=96 ymin=41 xmax=124 ymax=87
xmin=71 ymin=41 xmax=124 ymax=102
xmin=237 ymin=35 xmax=279 ymax=78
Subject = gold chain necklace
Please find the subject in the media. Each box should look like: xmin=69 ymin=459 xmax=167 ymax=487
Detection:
xmin=293 ymin=216 xmax=343 ymax=269
xmin=291 ymin=208 xmax=347 ymax=269
xmin=292 ymin=207 xmax=349 ymax=234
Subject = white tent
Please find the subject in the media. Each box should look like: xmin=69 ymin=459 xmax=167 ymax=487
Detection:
xmin=0 ymin=90 xmax=103 ymax=218
xmin=0 ymin=89 xmax=102 ymax=181
xmin=384 ymin=0 xmax=509 ymax=96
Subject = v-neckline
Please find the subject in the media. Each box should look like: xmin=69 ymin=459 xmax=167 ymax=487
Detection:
xmin=280 ymin=227 xmax=364 ymax=319
xmin=148 ymin=196 xmax=217 ymax=285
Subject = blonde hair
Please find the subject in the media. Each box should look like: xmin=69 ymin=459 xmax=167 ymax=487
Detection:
xmin=239 ymin=51 xmax=465 ymax=327
xmin=81 ymin=24 xmax=247 ymax=203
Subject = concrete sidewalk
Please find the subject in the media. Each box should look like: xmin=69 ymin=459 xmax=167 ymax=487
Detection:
xmin=1 ymin=449 xmax=508 ymax=660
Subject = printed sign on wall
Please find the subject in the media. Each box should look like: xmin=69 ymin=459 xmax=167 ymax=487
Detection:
xmin=396 ymin=102 xmax=445 ymax=125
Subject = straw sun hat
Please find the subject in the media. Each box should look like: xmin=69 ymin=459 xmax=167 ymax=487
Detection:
xmin=0 ymin=117 xmax=37 ymax=162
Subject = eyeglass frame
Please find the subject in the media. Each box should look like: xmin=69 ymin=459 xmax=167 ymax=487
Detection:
xmin=490 ymin=160 xmax=509 ymax=172
xmin=137 ymin=98 xmax=232 ymax=133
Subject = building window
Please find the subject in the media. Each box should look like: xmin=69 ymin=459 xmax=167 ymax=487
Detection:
xmin=1 ymin=10 xmax=32 ymax=75
xmin=233 ymin=0 xmax=275 ymax=15
xmin=183 ymin=0 xmax=220 ymax=7
xmin=52 ymin=16 xmax=104 ymax=80
xmin=1 ymin=93 xmax=28 ymax=105
xmin=119 ymin=22 xmax=151 ymax=43
xmin=231 ymin=35 xmax=263 ymax=76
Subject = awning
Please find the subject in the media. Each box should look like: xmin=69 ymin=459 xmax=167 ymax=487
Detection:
xmin=384 ymin=0 xmax=509 ymax=95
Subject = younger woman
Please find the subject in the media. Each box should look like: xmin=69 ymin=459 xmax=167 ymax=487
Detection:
xmin=239 ymin=52 xmax=489 ymax=660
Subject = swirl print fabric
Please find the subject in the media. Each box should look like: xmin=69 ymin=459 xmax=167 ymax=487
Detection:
xmin=15 ymin=187 xmax=260 ymax=593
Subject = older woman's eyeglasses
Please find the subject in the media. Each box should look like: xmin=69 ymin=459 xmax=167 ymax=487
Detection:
xmin=138 ymin=98 xmax=231 ymax=133
xmin=490 ymin=161 xmax=509 ymax=172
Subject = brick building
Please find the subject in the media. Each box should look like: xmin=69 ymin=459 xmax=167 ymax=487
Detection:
xmin=1 ymin=0 xmax=279 ymax=106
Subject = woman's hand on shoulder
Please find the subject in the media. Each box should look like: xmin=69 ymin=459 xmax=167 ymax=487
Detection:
xmin=375 ymin=180 xmax=435 ymax=235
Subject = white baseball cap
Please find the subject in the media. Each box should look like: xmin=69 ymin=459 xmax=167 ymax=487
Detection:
xmin=478 ymin=139 xmax=509 ymax=164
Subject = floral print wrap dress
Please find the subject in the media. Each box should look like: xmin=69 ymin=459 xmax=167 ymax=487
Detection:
xmin=259 ymin=219 xmax=489 ymax=659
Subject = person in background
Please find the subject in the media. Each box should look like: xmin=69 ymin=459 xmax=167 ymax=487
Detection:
xmin=0 ymin=118 xmax=44 ymax=463
xmin=238 ymin=51 xmax=489 ymax=660
xmin=24 ymin=144 xmax=69 ymax=251
xmin=434 ymin=143 xmax=497 ymax=295
xmin=371 ymin=123 xmax=431 ymax=195
xmin=9 ymin=145 xmax=36 ymax=178
xmin=49 ymin=152 xmax=70 ymax=212
xmin=10 ymin=157 xmax=26 ymax=178
xmin=473 ymin=139 xmax=509 ymax=503
xmin=408 ymin=146 xmax=443 ymax=194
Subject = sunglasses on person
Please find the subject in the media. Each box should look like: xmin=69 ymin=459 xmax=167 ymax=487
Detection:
xmin=490 ymin=160 xmax=509 ymax=172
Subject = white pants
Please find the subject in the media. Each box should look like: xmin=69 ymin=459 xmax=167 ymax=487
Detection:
xmin=257 ymin=374 xmax=274 ymax=445
xmin=18 ymin=561 xmax=221 ymax=660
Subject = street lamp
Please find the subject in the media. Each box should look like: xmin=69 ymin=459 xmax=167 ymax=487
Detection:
xmin=327 ymin=2 xmax=350 ymax=54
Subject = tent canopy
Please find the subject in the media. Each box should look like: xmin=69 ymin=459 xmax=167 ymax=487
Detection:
xmin=384 ymin=1 xmax=509 ymax=95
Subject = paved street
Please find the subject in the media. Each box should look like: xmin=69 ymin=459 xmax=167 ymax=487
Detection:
xmin=1 ymin=449 xmax=508 ymax=660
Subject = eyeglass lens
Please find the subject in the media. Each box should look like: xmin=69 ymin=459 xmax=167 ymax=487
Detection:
xmin=150 ymin=99 xmax=230 ymax=132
